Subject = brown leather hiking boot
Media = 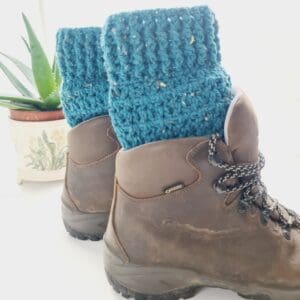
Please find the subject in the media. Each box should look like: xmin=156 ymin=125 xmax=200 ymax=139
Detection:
xmin=103 ymin=89 xmax=300 ymax=300
xmin=62 ymin=116 xmax=120 ymax=240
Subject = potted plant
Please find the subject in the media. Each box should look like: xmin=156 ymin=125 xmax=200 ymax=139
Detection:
xmin=0 ymin=13 xmax=68 ymax=184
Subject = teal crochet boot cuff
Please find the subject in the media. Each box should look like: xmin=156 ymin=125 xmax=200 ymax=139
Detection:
xmin=102 ymin=6 xmax=233 ymax=149
xmin=56 ymin=27 xmax=108 ymax=127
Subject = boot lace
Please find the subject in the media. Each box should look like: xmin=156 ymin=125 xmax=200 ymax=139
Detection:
xmin=208 ymin=134 xmax=300 ymax=240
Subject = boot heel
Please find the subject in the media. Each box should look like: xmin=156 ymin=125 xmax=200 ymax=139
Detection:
xmin=103 ymin=242 xmax=203 ymax=300
xmin=62 ymin=203 xmax=108 ymax=241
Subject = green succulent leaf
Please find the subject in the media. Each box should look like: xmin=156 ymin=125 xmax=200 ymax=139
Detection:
xmin=21 ymin=36 xmax=31 ymax=53
xmin=22 ymin=13 xmax=56 ymax=100
xmin=0 ymin=52 xmax=34 ymax=85
xmin=0 ymin=99 xmax=35 ymax=110
xmin=0 ymin=95 xmax=44 ymax=108
xmin=44 ymin=89 xmax=60 ymax=110
xmin=0 ymin=61 xmax=34 ymax=97
xmin=52 ymin=56 xmax=61 ymax=88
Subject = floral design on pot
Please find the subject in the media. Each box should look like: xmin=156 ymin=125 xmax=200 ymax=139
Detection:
xmin=26 ymin=129 xmax=66 ymax=171
xmin=10 ymin=109 xmax=68 ymax=183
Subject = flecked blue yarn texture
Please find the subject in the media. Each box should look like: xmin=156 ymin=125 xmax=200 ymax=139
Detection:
xmin=56 ymin=27 xmax=108 ymax=127
xmin=102 ymin=6 xmax=233 ymax=149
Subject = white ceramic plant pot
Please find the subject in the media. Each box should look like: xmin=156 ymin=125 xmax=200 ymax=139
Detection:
xmin=9 ymin=110 xmax=69 ymax=184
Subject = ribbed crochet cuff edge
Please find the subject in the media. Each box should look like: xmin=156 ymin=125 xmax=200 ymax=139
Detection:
xmin=56 ymin=27 xmax=105 ymax=83
xmin=102 ymin=6 xmax=221 ymax=86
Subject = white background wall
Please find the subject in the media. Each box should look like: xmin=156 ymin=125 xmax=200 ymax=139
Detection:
xmin=0 ymin=1 xmax=300 ymax=300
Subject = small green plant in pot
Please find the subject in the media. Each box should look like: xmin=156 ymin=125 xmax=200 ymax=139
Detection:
xmin=0 ymin=13 xmax=68 ymax=184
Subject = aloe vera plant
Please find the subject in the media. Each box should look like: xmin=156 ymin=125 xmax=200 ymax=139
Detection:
xmin=0 ymin=13 xmax=61 ymax=111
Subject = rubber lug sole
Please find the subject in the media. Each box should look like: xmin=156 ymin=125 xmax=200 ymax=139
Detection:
xmin=238 ymin=293 xmax=270 ymax=300
xmin=63 ymin=220 xmax=103 ymax=241
xmin=106 ymin=271 xmax=202 ymax=300
xmin=104 ymin=243 xmax=299 ymax=300
xmin=62 ymin=203 xmax=109 ymax=241
xmin=107 ymin=272 xmax=273 ymax=300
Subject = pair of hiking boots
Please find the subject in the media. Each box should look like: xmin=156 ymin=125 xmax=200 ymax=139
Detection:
xmin=62 ymin=89 xmax=300 ymax=300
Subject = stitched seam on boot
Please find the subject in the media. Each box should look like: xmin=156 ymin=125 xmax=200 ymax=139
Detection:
xmin=116 ymin=139 xmax=204 ymax=200
xmin=64 ymin=155 xmax=110 ymax=214
xmin=68 ymin=117 xmax=120 ymax=165
xmin=69 ymin=149 xmax=118 ymax=167
xmin=104 ymin=179 xmax=130 ymax=263
xmin=63 ymin=154 xmax=82 ymax=212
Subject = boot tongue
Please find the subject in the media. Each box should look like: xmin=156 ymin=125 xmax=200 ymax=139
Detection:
xmin=224 ymin=89 xmax=259 ymax=163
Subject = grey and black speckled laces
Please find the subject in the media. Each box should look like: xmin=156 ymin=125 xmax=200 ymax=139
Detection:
xmin=208 ymin=134 xmax=300 ymax=240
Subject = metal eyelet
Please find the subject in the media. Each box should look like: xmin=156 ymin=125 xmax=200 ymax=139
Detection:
xmin=208 ymin=155 xmax=218 ymax=167
xmin=260 ymin=212 xmax=269 ymax=226
xmin=283 ymin=228 xmax=291 ymax=241
xmin=213 ymin=182 xmax=227 ymax=194
xmin=237 ymin=200 xmax=249 ymax=215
